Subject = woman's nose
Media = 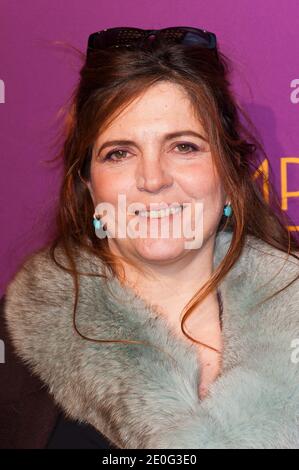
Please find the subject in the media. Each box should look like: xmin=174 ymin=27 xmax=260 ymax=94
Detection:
xmin=136 ymin=157 xmax=173 ymax=193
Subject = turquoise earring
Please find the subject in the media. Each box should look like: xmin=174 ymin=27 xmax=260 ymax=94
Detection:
xmin=93 ymin=213 xmax=102 ymax=230
xmin=223 ymin=203 xmax=232 ymax=217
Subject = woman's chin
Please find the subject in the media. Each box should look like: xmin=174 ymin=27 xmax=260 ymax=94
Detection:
xmin=132 ymin=237 xmax=187 ymax=262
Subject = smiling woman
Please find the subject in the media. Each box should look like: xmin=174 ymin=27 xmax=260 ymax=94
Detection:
xmin=3 ymin=26 xmax=299 ymax=449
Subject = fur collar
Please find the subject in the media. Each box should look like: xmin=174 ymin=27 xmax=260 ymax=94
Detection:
xmin=4 ymin=231 xmax=299 ymax=448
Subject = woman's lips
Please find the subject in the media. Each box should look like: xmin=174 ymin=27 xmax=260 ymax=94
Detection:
xmin=134 ymin=204 xmax=185 ymax=218
xmin=129 ymin=203 xmax=187 ymax=215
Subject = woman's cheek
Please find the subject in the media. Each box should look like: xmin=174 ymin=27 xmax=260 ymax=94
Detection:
xmin=178 ymin=166 xmax=219 ymax=201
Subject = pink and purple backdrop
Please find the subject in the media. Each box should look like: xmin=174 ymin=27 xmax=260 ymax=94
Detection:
xmin=1 ymin=0 xmax=299 ymax=296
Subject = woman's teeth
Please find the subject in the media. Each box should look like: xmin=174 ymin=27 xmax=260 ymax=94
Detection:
xmin=135 ymin=205 xmax=184 ymax=218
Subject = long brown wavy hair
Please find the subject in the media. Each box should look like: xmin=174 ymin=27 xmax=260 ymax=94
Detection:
xmin=45 ymin=35 xmax=299 ymax=359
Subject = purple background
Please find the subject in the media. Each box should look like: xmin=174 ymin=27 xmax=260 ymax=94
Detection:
xmin=1 ymin=0 xmax=299 ymax=296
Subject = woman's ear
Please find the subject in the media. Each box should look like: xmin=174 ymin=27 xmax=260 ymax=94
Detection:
xmin=86 ymin=181 xmax=95 ymax=205
xmin=78 ymin=170 xmax=95 ymax=205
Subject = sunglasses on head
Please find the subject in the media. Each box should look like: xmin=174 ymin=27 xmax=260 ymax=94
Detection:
xmin=87 ymin=26 xmax=217 ymax=56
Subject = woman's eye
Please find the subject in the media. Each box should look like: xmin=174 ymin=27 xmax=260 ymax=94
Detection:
xmin=175 ymin=143 xmax=199 ymax=153
xmin=103 ymin=149 xmax=129 ymax=162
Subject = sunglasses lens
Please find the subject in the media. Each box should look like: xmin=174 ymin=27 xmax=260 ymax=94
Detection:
xmin=181 ymin=32 xmax=211 ymax=46
xmin=159 ymin=28 xmax=214 ymax=48
xmin=90 ymin=28 xmax=145 ymax=50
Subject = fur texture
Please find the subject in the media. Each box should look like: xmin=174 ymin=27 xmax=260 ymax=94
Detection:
xmin=3 ymin=231 xmax=299 ymax=449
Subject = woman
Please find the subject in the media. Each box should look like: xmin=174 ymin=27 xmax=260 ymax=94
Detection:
xmin=3 ymin=27 xmax=299 ymax=449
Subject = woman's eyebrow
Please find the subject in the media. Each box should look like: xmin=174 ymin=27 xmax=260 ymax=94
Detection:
xmin=96 ymin=130 xmax=208 ymax=155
